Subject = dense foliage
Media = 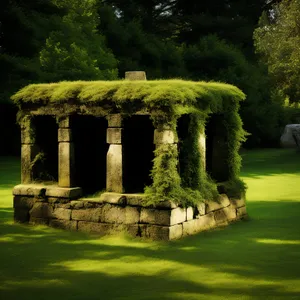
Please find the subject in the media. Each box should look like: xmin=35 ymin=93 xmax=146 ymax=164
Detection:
xmin=254 ymin=0 xmax=300 ymax=104
xmin=1 ymin=0 xmax=298 ymax=154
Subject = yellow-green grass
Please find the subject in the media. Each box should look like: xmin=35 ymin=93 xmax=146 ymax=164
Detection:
xmin=1 ymin=149 xmax=300 ymax=300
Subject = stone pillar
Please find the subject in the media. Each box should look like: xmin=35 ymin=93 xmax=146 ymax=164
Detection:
xmin=198 ymin=127 xmax=206 ymax=172
xmin=58 ymin=117 xmax=75 ymax=188
xmin=106 ymin=114 xmax=124 ymax=193
xmin=20 ymin=116 xmax=38 ymax=184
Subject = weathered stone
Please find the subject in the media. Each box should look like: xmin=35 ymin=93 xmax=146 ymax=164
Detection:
xmin=58 ymin=116 xmax=70 ymax=128
xmin=14 ymin=208 xmax=30 ymax=223
xmin=21 ymin=144 xmax=38 ymax=184
xmin=169 ymin=224 xmax=183 ymax=240
xmin=153 ymin=200 xmax=178 ymax=209
xmin=13 ymin=184 xmax=81 ymax=199
xmin=58 ymin=142 xmax=75 ymax=188
xmin=30 ymin=202 xmax=53 ymax=219
xmin=107 ymin=128 xmax=122 ymax=144
xmin=13 ymin=196 xmax=35 ymax=209
xmin=280 ymin=124 xmax=300 ymax=148
xmin=214 ymin=209 xmax=228 ymax=226
xmin=101 ymin=204 xmax=125 ymax=223
xmin=154 ymin=129 xmax=175 ymax=144
xmin=13 ymin=184 xmax=46 ymax=197
xmin=145 ymin=224 xmax=182 ymax=240
xmin=198 ymin=132 xmax=206 ymax=171
xmin=183 ymin=213 xmax=216 ymax=236
xmin=126 ymin=194 xmax=177 ymax=209
xmin=186 ymin=207 xmax=194 ymax=221
xmin=107 ymin=114 xmax=122 ymax=127
xmin=58 ymin=128 xmax=72 ymax=142
xmin=21 ymin=127 xmax=35 ymax=144
xmin=125 ymin=71 xmax=147 ymax=81
xmin=70 ymin=200 xmax=84 ymax=209
xmin=49 ymin=219 xmax=77 ymax=231
xmin=13 ymin=184 xmax=43 ymax=196
xmin=107 ymin=144 xmax=123 ymax=193
xmin=84 ymin=202 xmax=96 ymax=208
xmin=99 ymin=192 xmax=127 ymax=205
xmin=140 ymin=207 xmax=186 ymax=226
xmin=52 ymin=208 xmax=71 ymax=220
xmin=237 ymin=206 xmax=247 ymax=218
xmin=206 ymin=194 xmax=230 ymax=213
xmin=230 ymin=198 xmax=246 ymax=209
xmin=183 ymin=219 xmax=201 ymax=236
xmin=55 ymin=203 xmax=71 ymax=209
xmin=47 ymin=197 xmax=60 ymax=204
xmin=196 ymin=202 xmax=206 ymax=216
xmin=29 ymin=217 xmax=49 ymax=225
xmin=125 ymin=224 xmax=140 ymax=237
xmin=77 ymin=221 xmax=123 ymax=235
xmin=71 ymin=208 xmax=102 ymax=222
xmin=223 ymin=205 xmax=237 ymax=221
xmin=125 ymin=206 xmax=140 ymax=224
xmin=45 ymin=187 xmax=82 ymax=199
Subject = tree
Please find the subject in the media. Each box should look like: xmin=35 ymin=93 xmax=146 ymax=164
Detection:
xmin=40 ymin=0 xmax=118 ymax=81
xmin=254 ymin=0 xmax=300 ymax=103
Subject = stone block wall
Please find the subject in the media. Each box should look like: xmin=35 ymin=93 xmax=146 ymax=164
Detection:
xmin=13 ymin=185 xmax=247 ymax=241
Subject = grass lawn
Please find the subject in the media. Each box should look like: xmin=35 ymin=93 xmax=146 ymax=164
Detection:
xmin=0 ymin=149 xmax=300 ymax=300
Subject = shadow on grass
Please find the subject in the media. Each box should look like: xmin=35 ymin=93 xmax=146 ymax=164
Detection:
xmin=240 ymin=148 xmax=300 ymax=178
xmin=0 ymin=200 xmax=300 ymax=300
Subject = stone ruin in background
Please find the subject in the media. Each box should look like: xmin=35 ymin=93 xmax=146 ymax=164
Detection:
xmin=12 ymin=71 xmax=247 ymax=240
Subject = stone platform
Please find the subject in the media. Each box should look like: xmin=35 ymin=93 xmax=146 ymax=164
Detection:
xmin=13 ymin=185 xmax=247 ymax=241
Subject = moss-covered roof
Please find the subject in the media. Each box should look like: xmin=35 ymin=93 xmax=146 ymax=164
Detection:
xmin=11 ymin=80 xmax=245 ymax=115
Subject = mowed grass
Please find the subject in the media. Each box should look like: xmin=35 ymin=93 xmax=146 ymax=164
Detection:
xmin=0 ymin=149 xmax=300 ymax=300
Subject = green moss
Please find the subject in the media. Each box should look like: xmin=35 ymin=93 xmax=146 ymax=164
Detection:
xmin=12 ymin=79 xmax=246 ymax=206
xmin=11 ymin=80 xmax=245 ymax=110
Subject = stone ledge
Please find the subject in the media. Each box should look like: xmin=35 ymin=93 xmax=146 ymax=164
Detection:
xmin=184 ymin=213 xmax=216 ymax=236
xmin=140 ymin=207 xmax=186 ymax=226
xmin=206 ymin=194 xmax=230 ymax=213
xmin=230 ymin=198 xmax=246 ymax=209
xmin=145 ymin=224 xmax=183 ymax=240
xmin=13 ymin=184 xmax=82 ymax=199
xmin=13 ymin=193 xmax=247 ymax=240
xmin=82 ymin=193 xmax=178 ymax=209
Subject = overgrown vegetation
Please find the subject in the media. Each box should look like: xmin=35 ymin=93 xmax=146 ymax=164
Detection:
xmin=12 ymin=79 xmax=246 ymax=205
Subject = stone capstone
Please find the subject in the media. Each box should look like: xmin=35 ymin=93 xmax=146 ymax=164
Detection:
xmin=125 ymin=71 xmax=147 ymax=81
xmin=206 ymin=194 xmax=230 ymax=213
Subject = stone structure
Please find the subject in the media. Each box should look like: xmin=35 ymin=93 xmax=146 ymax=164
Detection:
xmin=13 ymin=186 xmax=246 ymax=240
xmin=12 ymin=71 xmax=247 ymax=240
xmin=280 ymin=124 xmax=300 ymax=148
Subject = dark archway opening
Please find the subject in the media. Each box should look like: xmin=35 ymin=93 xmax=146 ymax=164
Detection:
xmin=123 ymin=115 xmax=155 ymax=193
xmin=177 ymin=114 xmax=191 ymax=187
xmin=72 ymin=115 xmax=108 ymax=195
xmin=205 ymin=114 xmax=229 ymax=182
xmin=32 ymin=115 xmax=58 ymax=182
